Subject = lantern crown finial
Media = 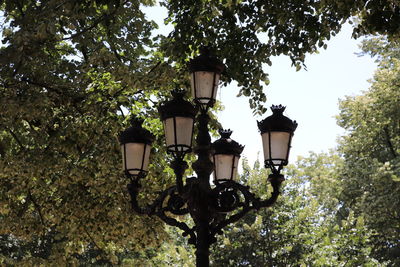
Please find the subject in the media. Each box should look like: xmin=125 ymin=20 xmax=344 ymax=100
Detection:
xmin=257 ymin=104 xmax=298 ymax=133
xmin=119 ymin=115 xmax=154 ymax=145
xmin=129 ymin=116 xmax=144 ymax=127
xmin=212 ymin=129 xmax=244 ymax=156
xmin=171 ymin=88 xmax=186 ymax=99
xmin=218 ymin=129 xmax=232 ymax=139
xmin=188 ymin=47 xmax=225 ymax=74
xmin=199 ymin=46 xmax=211 ymax=56
xmin=271 ymin=104 xmax=286 ymax=114
xmin=159 ymin=89 xmax=197 ymax=120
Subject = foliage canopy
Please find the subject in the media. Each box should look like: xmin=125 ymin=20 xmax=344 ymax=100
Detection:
xmin=1 ymin=0 xmax=400 ymax=264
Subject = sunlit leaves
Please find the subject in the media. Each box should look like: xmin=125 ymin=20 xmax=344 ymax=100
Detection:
xmin=336 ymin=37 xmax=400 ymax=264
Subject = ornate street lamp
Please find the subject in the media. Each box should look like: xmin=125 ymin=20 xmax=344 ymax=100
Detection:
xmin=120 ymin=48 xmax=297 ymax=267
xmin=119 ymin=117 xmax=154 ymax=179
xmin=189 ymin=47 xmax=225 ymax=109
xmin=211 ymin=129 xmax=244 ymax=183
xmin=258 ymin=105 xmax=298 ymax=175
xmin=159 ymin=89 xmax=197 ymax=160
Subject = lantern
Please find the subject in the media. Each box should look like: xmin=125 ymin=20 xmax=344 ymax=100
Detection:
xmin=211 ymin=129 xmax=244 ymax=183
xmin=159 ymin=89 xmax=197 ymax=159
xmin=189 ymin=47 xmax=225 ymax=108
xmin=257 ymin=105 xmax=297 ymax=173
xmin=119 ymin=117 xmax=154 ymax=178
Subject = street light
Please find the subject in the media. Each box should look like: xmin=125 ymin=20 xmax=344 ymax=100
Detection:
xmin=159 ymin=89 xmax=197 ymax=159
xmin=119 ymin=117 xmax=154 ymax=179
xmin=189 ymin=46 xmax=224 ymax=109
xmin=258 ymin=104 xmax=298 ymax=175
xmin=211 ymin=129 xmax=244 ymax=183
xmin=120 ymin=48 xmax=297 ymax=267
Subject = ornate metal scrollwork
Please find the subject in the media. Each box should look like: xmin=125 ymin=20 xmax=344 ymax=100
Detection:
xmin=212 ymin=183 xmax=243 ymax=213
xmin=127 ymin=173 xmax=283 ymax=252
xmin=208 ymin=179 xmax=282 ymax=240
xmin=127 ymin=182 xmax=196 ymax=244
xmin=165 ymin=188 xmax=189 ymax=216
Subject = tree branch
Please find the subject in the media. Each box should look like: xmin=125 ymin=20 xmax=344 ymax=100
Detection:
xmin=148 ymin=61 xmax=162 ymax=74
xmin=118 ymin=106 xmax=126 ymax=118
xmin=61 ymin=1 xmax=122 ymax=41
xmin=62 ymin=14 xmax=109 ymax=41
xmin=84 ymin=226 xmax=105 ymax=253
xmin=20 ymin=77 xmax=85 ymax=115
xmin=15 ymin=0 xmax=25 ymax=17
xmin=383 ymin=126 xmax=398 ymax=158
xmin=27 ymin=190 xmax=46 ymax=235
xmin=0 ymin=140 xmax=5 ymax=157
xmin=21 ymin=77 xmax=65 ymax=95
xmin=7 ymin=128 xmax=25 ymax=150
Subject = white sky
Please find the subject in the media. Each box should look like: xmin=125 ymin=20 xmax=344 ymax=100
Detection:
xmin=218 ymin=24 xmax=377 ymax=165
xmin=143 ymin=4 xmax=377 ymax=166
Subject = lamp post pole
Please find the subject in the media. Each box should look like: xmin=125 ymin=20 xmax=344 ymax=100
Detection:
xmin=119 ymin=48 xmax=297 ymax=267
xmin=191 ymin=110 xmax=213 ymax=267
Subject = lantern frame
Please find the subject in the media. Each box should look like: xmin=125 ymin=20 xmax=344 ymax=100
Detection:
xmin=257 ymin=105 xmax=298 ymax=174
xmin=119 ymin=117 xmax=154 ymax=179
xmin=159 ymin=89 xmax=198 ymax=159
xmin=189 ymin=47 xmax=225 ymax=110
xmin=211 ymin=129 xmax=244 ymax=183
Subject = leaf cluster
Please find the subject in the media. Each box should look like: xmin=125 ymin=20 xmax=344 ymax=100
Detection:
xmin=336 ymin=36 xmax=400 ymax=264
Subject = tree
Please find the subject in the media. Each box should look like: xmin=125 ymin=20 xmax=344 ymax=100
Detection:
xmin=336 ymin=36 xmax=400 ymax=265
xmin=210 ymin=158 xmax=315 ymax=266
xmin=0 ymin=1 xmax=172 ymax=263
xmin=210 ymin=155 xmax=380 ymax=266
xmin=1 ymin=0 xmax=400 ymax=264
xmin=296 ymin=153 xmax=380 ymax=267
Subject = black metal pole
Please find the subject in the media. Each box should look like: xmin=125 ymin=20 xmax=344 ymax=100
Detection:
xmin=195 ymin=218 xmax=210 ymax=267
xmin=192 ymin=109 xmax=213 ymax=267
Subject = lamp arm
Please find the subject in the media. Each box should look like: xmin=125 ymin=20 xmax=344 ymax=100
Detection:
xmin=127 ymin=181 xmax=160 ymax=215
xmin=127 ymin=181 xmax=196 ymax=244
xmin=171 ymin=158 xmax=188 ymax=194
xmin=209 ymin=181 xmax=254 ymax=237
xmin=156 ymin=207 xmax=197 ymax=245
xmin=209 ymin=176 xmax=284 ymax=239
xmin=254 ymin=173 xmax=284 ymax=209
xmin=210 ymin=204 xmax=253 ymax=238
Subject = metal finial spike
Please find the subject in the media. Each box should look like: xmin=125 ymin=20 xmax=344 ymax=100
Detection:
xmin=130 ymin=116 xmax=144 ymax=127
xmin=200 ymin=46 xmax=211 ymax=56
xmin=219 ymin=129 xmax=232 ymax=139
xmin=271 ymin=104 xmax=286 ymax=113
xmin=171 ymin=88 xmax=186 ymax=99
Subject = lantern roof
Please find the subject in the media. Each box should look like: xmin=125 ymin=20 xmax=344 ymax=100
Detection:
xmin=257 ymin=105 xmax=298 ymax=133
xmin=159 ymin=89 xmax=198 ymax=120
xmin=212 ymin=129 xmax=244 ymax=156
xmin=188 ymin=47 xmax=225 ymax=74
xmin=119 ymin=117 xmax=154 ymax=145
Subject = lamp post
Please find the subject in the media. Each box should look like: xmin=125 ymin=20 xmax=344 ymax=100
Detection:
xmin=119 ymin=48 xmax=297 ymax=267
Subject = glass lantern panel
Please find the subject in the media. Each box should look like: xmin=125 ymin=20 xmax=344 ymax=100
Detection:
xmin=261 ymin=132 xmax=291 ymax=165
xmin=213 ymin=154 xmax=240 ymax=181
xmin=164 ymin=117 xmax=194 ymax=152
xmin=122 ymin=143 xmax=151 ymax=175
xmin=190 ymin=71 xmax=220 ymax=104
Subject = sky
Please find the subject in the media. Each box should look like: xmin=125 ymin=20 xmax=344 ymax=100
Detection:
xmin=143 ymin=4 xmax=378 ymax=166
xmin=217 ymin=25 xmax=377 ymax=165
